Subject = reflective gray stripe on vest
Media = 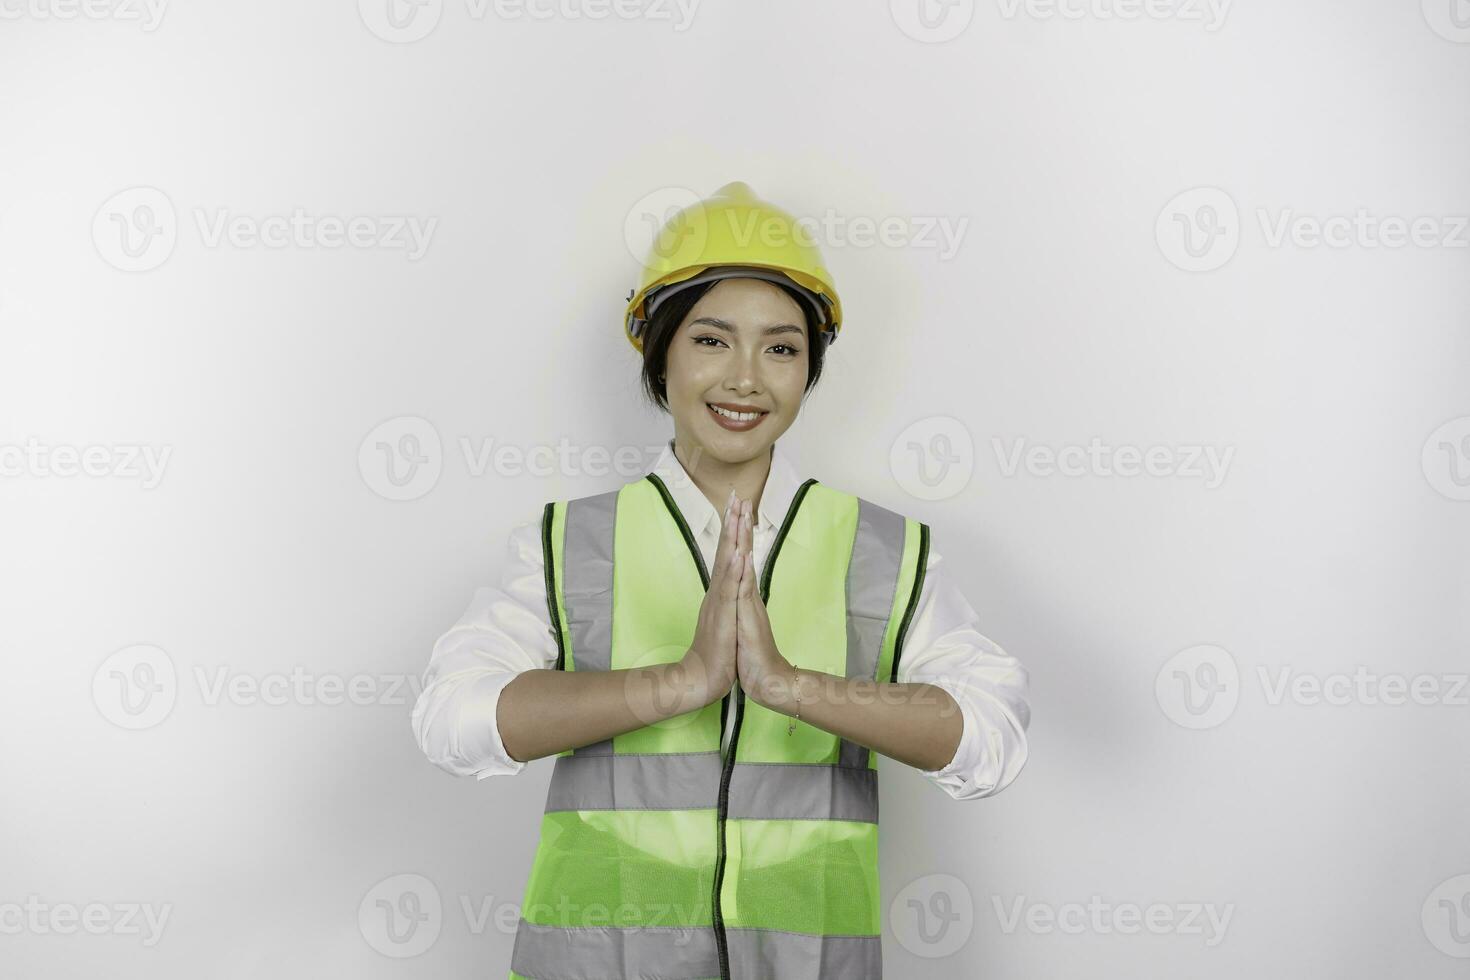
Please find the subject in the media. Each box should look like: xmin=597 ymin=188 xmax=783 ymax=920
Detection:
xmin=510 ymin=921 xmax=718 ymax=980
xmin=727 ymin=927 xmax=881 ymax=980
xmin=544 ymin=751 xmax=723 ymax=812
xmin=510 ymin=921 xmax=881 ymax=980
xmin=545 ymin=754 xmax=877 ymax=823
xmin=561 ymin=488 xmax=619 ymax=756
xmin=726 ymin=761 xmax=878 ymax=823
xmin=840 ymin=497 xmax=909 ymax=769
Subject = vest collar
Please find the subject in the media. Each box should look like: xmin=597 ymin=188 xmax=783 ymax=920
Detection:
xmin=649 ymin=437 xmax=803 ymax=541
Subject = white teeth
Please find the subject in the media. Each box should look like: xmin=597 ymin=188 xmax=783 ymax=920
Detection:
xmin=710 ymin=404 xmax=762 ymax=422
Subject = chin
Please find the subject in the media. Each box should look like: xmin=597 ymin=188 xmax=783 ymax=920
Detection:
xmin=705 ymin=420 xmax=782 ymax=455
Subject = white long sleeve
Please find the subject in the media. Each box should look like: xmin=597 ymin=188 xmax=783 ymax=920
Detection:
xmin=410 ymin=515 xmax=554 ymax=779
xmin=411 ymin=513 xmax=1032 ymax=801
xmin=895 ymin=544 xmax=1032 ymax=800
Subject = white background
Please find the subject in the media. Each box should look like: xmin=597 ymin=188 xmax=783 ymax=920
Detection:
xmin=2 ymin=0 xmax=1468 ymax=976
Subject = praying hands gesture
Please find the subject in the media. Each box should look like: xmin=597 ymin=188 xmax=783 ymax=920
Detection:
xmin=730 ymin=496 xmax=799 ymax=710
xmin=679 ymin=491 xmax=796 ymax=711
xmin=506 ymin=487 xmax=963 ymax=772
xmin=715 ymin=492 xmax=964 ymax=770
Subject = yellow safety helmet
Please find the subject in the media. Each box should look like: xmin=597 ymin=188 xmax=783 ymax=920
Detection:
xmin=624 ymin=181 xmax=843 ymax=355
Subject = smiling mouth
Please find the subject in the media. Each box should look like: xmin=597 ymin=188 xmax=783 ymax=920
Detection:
xmin=706 ymin=403 xmax=769 ymax=430
xmin=707 ymin=403 xmax=767 ymax=421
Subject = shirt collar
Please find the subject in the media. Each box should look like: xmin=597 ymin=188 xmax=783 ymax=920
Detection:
xmin=649 ymin=437 xmax=801 ymax=539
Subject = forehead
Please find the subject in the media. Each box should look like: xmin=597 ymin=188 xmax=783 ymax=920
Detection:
xmin=686 ymin=277 xmax=806 ymax=322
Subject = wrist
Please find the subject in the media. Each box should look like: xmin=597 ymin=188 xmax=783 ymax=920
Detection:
xmin=754 ymin=662 xmax=813 ymax=714
xmin=665 ymin=655 xmax=725 ymax=712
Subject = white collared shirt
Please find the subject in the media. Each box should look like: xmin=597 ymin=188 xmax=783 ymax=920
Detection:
xmin=411 ymin=439 xmax=1031 ymax=800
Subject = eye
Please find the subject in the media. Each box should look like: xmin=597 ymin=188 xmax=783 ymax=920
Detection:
xmin=694 ymin=335 xmax=727 ymax=348
xmin=770 ymin=343 xmax=800 ymax=356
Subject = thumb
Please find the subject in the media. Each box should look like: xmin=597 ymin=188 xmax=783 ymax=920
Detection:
xmin=736 ymin=552 xmax=755 ymax=621
xmin=743 ymin=550 xmax=759 ymax=602
xmin=719 ymin=545 xmax=742 ymax=602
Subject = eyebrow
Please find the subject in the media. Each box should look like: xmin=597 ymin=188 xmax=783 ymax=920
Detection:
xmin=689 ymin=317 xmax=805 ymax=338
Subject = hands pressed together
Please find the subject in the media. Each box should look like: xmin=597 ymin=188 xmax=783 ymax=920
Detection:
xmin=679 ymin=488 xmax=796 ymax=711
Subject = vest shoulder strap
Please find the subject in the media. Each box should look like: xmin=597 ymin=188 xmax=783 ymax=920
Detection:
xmin=539 ymin=484 xmax=623 ymax=673
xmin=870 ymin=492 xmax=930 ymax=682
xmin=799 ymin=484 xmax=931 ymax=682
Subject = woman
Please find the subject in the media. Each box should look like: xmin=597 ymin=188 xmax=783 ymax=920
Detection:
xmin=411 ymin=182 xmax=1031 ymax=980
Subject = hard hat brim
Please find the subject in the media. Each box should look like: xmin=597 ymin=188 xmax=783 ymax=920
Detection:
xmin=625 ymin=263 xmax=840 ymax=354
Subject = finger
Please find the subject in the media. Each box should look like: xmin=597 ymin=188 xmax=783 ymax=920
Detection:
xmin=749 ymin=553 xmax=770 ymax=622
xmin=721 ymin=531 xmax=743 ymax=603
xmin=737 ymin=534 xmax=750 ymax=596
xmin=734 ymin=553 xmax=750 ymax=640
xmin=724 ymin=543 xmax=745 ymax=611
xmin=738 ymin=553 xmax=758 ymax=645
xmin=742 ymin=548 xmax=769 ymax=620
xmin=731 ymin=500 xmax=746 ymax=585
xmin=743 ymin=502 xmax=756 ymax=586
xmin=710 ymin=491 xmax=737 ymax=587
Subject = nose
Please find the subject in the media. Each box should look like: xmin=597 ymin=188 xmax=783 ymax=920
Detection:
xmin=723 ymin=367 xmax=760 ymax=396
xmin=723 ymin=349 xmax=762 ymax=395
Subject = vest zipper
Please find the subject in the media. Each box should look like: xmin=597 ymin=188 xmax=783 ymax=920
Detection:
xmin=708 ymin=478 xmax=817 ymax=980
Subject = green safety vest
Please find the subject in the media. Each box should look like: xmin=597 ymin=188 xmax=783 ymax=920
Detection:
xmin=509 ymin=471 xmax=931 ymax=980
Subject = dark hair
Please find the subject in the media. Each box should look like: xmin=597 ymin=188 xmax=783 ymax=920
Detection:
xmin=638 ymin=278 xmax=830 ymax=413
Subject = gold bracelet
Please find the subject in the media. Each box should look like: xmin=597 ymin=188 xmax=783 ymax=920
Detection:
xmin=787 ymin=667 xmax=801 ymax=735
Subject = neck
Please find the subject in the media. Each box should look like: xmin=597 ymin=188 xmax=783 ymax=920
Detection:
xmin=671 ymin=436 xmax=772 ymax=522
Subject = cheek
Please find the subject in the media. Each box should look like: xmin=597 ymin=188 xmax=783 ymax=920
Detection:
xmin=663 ymin=350 xmax=712 ymax=398
xmin=772 ymin=359 xmax=810 ymax=401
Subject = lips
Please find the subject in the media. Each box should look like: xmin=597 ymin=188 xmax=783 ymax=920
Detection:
xmin=706 ymin=402 xmax=768 ymax=432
